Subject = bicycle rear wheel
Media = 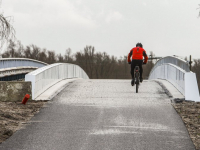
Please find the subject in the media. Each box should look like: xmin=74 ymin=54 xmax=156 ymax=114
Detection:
xmin=136 ymin=83 xmax=138 ymax=93
xmin=135 ymin=72 xmax=139 ymax=93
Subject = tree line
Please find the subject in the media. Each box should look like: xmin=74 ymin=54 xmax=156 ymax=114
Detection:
xmin=1 ymin=40 xmax=154 ymax=79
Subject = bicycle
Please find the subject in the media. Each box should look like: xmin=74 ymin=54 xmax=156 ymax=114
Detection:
xmin=129 ymin=62 xmax=146 ymax=93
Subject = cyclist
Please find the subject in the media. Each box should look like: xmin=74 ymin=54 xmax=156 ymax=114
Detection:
xmin=127 ymin=43 xmax=148 ymax=86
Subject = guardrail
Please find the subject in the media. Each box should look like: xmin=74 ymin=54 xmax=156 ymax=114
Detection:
xmin=149 ymin=56 xmax=200 ymax=102
xmin=0 ymin=58 xmax=47 ymax=69
xmin=25 ymin=63 xmax=89 ymax=100
xmin=0 ymin=67 xmax=38 ymax=81
xmin=153 ymin=56 xmax=190 ymax=72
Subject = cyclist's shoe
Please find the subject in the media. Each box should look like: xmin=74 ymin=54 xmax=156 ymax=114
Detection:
xmin=131 ymin=79 xmax=135 ymax=86
xmin=140 ymin=77 xmax=143 ymax=83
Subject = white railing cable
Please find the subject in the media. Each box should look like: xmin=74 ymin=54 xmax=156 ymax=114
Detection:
xmin=25 ymin=63 xmax=89 ymax=100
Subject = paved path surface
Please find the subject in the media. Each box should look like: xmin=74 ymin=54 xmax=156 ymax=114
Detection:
xmin=0 ymin=80 xmax=195 ymax=150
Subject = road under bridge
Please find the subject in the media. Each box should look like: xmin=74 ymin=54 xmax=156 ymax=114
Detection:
xmin=0 ymin=79 xmax=195 ymax=150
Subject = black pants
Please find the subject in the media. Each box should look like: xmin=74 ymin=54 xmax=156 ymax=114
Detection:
xmin=131 ymin=59 xmax=143 ymax=79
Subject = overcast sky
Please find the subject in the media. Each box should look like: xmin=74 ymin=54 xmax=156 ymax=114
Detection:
xmin=1 ymin=0 xmax=200 ymax=59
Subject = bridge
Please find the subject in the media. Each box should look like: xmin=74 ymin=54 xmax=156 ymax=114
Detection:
xmin=0 ymin=56 xmax=199 ymax=150
xmin=0 ymin=58 xmax=47 ymax=81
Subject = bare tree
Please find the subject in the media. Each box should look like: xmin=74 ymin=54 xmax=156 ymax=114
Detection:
xmin=1 ymin=40 xmax=17 ymax=57
xmin=8 ymin=39 xmax=16 ymax=57
xmin=38 ymin=49 xmax=47 ymax=63
xmin=84 ymin=46 xmax=95 ymax=78
xmin=24 ymin=46 xmax=31 ymax=58
xmin=64 ymin=48 xmax=73 ymax=63
xmin=0 ymin=13 xmax=15 ymax=54
xmin=30 ymin=44 xmax=41 ymax=60
xmin=16 ymin=41 xmax=24 ymax=57
xmin=57 ymin=53 xmax=64 ymax=62
xmin=47 ymin=50 xmax=56 ymax=64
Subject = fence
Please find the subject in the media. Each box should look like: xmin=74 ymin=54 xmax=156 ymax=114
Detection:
xmin=25 ymin=63 xmax=89 ymax=100
xmin=149 ymin=56 xmax=200 ymax=101
xmin=153 ymin=56 xmax=190 ymax=72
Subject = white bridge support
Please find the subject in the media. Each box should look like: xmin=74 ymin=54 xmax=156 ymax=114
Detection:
xmin=25 ymin=63 xmax=89 ymax=100
xmin=149 ymin=56 xmax=200 ymax=102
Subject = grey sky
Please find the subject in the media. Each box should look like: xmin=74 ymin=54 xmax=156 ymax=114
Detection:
xmin=1 ymin=0 xmax=200 ymax=59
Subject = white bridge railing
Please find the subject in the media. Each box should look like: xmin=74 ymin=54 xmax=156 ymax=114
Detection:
xmin=25 ymin=63 xmax=89 ymax=100
xmin=149 ymin=56 xmax=200 ymax=102
xmin=153 ymin=56 xmax=190 ymax=72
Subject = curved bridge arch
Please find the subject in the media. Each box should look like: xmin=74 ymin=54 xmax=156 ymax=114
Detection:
xmin=0 ymin=58 xmax=47 ymax=69
xmin=149 ymin=56 xmax=200 ymax=102
xmin=25 ymin=63 xmax=89 ymax=100
xmin=152 ymin=56 xmax=190 ymax=72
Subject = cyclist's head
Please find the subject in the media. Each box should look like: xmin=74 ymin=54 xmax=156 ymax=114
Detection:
xmin=136 ymin=43 xmax=143 ymax=48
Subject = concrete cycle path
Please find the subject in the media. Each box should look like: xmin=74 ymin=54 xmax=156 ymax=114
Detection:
xmin=0 ymin=80 xmax=195 ymax=150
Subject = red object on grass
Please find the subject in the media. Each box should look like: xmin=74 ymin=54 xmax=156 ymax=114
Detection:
xmin=22 ymin=94 xmax=30 ymax=105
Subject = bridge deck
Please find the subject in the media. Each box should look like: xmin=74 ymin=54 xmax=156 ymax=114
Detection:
xmin=0 ymin=80 xmax=195 ymax=150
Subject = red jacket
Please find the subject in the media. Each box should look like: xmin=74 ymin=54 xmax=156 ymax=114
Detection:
xmin=128 ymin=47 xmax=148 ymax=63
